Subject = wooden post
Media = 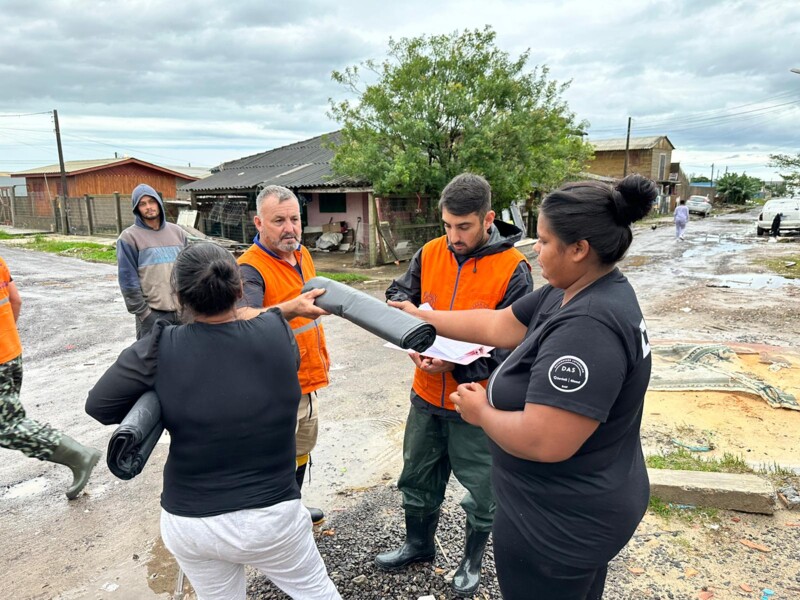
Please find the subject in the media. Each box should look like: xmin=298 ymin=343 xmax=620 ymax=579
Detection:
xmin=53 ymin=109 xmax=70 ymax=235
xmin=114 ymin=192 xmax=123 ymax=235
xmin=59 ymin=196 xmax=69 ymax=234
xmin=368 ymin=192 xmax=378 ymax=267
xmin=84 ymin=194 xmax=94 ymax=236
xmin=50 ymin=197 xmax=59 ymax=232
xmin=623 ymin=116 xmax=632 ymax=177
xmin=9 ymin=187 xmax=16 ymax=227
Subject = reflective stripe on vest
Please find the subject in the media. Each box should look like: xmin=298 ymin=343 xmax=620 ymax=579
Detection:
xmin=412 ymin=236 xmax=527 ymax=411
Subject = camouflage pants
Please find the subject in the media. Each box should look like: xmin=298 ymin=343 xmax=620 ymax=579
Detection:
xmin=0 ymin=356 xmax=61 ymax=460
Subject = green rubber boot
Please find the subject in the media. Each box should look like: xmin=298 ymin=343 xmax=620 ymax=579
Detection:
xmin=48 ymin=435 xmax=101 ymax=500
xmin=375 ymin=511 xmax=439 ymax=571
xmin=452 ymin=522 xmax=490 ymax=597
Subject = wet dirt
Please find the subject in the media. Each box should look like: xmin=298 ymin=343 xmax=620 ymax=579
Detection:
xmin=1 ymin=207 xmax=800 ymax=599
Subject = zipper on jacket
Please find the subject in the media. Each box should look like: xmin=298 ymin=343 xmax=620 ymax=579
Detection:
xmin=275 ymin=249 xmax=330 ymax=386
xmin=440 ymin=261 xmax=465 ymax=407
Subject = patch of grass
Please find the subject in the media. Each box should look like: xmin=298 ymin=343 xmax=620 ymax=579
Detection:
xmin=757 ymin=462 xmax=798 ymax=487
xmin=316 ymin=271 xmax=370 ymax=284
xmin=646 ymin=448 xmax=753 ymax=474
xmin=648 ymin=495 xmax=720 ymax=524
xmin=0 ymin=231 xmax=24 ymax=240
xmin=673 ymin=536 xmax=694 ymax=551
xmin=26 ymin=235 xmax=117 ymax=264
xmin=759 ymin=255 xmax=799 ymax=279
xmin=648 ymin=496 xmax=672 ymax=517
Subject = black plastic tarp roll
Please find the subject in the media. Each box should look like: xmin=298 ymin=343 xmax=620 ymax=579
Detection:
xmin=106 ymin=391 xmax=164 ymax=481
xmin=301 ymin=276 xmax=436 ymax=353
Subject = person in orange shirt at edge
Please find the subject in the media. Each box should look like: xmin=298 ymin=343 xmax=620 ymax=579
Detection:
xmin=0 ymin=254 xmax=100 ymax=499
xmin=237 ymin=185 xmax=330 ymax=526
xmin=378 ymin=173 xmax=532 ymax=596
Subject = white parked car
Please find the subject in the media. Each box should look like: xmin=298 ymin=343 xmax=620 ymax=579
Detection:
xmin=756 ymin=197 xmax=800 ymax=235
xmin=685 ymin=195 xmax=712 ymax=217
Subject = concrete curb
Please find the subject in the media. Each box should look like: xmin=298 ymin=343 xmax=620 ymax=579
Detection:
xmin=648 ymin=468 xmax=777 ymax=514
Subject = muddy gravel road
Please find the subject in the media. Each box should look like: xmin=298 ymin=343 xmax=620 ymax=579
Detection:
xmin=1 ymin=205 xmax=798 ymax=599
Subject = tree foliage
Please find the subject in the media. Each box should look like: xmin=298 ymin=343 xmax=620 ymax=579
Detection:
xmin=768 ymin=152 xmax=800 ymax=195
xmin=714 ymin=172 xmax=762 ymax=204
xmin=327 ymin=27 xmax=592 ymax=209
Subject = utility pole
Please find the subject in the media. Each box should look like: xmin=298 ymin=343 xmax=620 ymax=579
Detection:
xmin=623 ymin=117 xmax=632 ymax=176
xmin=53 ymin=109 xmax=70 ymax=234
xmin=710 ymin=163 xmax=715 ymax=187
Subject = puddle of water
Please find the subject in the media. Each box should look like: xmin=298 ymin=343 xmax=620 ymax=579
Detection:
xmin=2 ymin=476 xmax=49 ymax=499
xmin=682 ymin=240 xmax=749 ymax=259
xmin=703 ymin=273 xmax=800 ymax=289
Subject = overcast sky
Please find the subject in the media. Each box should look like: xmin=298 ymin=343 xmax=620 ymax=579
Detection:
xmin=1 ymin=0 xmax=798 ymax=181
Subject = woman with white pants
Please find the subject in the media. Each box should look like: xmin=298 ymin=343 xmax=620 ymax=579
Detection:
xmin=87 ymin=242 xmax=340 ymax=600
xmin=674 ymin=198 xmax=689 ymax=240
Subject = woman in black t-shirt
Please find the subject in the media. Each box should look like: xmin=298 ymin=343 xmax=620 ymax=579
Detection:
xmin=389 ymin=174 xmax=657 ymax=599
xmin=87 ymin=243 xmax=340 ymax=600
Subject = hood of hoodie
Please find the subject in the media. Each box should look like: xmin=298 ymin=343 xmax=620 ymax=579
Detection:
xmin=131 ymin=183 xmax=165 ymax=229
xmin=450 ymin=219 xmax=524 ymax=264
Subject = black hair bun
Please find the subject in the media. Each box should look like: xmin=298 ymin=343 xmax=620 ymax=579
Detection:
xmin=613 ymin=174 xmax=657 ymax=225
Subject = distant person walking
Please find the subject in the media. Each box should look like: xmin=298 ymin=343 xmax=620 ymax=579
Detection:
xmin=117 ymin=184 xmax=188 ymax=339
xmin=770 ymin=212 xmax=782 ymax=237
xmin=0 ymin=255 xmax=100 ymax=499
xmin=674 ymin=198 xmax=689 ymax=240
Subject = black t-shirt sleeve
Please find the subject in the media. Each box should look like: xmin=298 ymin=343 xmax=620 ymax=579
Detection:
xmin=510 ymin=286 xmax=547 ymax=327
xmin=85 ymin=323 xmax=162 ymax=425
xmin=255 ymin=307 xmax=301 ymax=370
xmin=238 ymin=264 xmax=266 ymax=308
xmin=525 ymin=316 xmax=627 ymax=423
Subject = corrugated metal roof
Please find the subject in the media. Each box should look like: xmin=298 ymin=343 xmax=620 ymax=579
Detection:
xmin=181 ymin=131 xmax=370 ymax=192
xmin=11 ymin=157 xmax=199 ymax=180
xmin=13 ymin=158 xmax=128 ymax=175
xmin=589 ymin=136 xmax=674 ymax=151
xmin=165 ymin=166 xmax=212 ymax=179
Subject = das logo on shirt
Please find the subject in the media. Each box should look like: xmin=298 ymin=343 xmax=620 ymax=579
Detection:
xmin=548 ymin=355 xmax=588 ymax=392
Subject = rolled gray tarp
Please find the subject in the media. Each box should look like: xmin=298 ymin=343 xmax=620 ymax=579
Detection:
xmin=106 ymin=391 xmax=164 ymax=480
xmin=301 ymin=276 xmax=436 ymax=353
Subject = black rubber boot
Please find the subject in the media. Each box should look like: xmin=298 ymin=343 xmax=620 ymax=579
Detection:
xmin=451 ymin=522 xmax=490 ymax=597
xmin=48 ymin=434 xmax=101 ymax=500
xmin=295 ymin=461 xmax=325 ymax=525
xmin=375 ymin=511 xmax=439 ymax=571
xmin=307 ymin=506 xmax=325 ymax=525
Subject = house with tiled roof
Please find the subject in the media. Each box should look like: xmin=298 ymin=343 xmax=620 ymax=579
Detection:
xmin=182 ymin=132 xmax=391 ymax=265
xmin=586 ymin=136 xmax=675 ymax=187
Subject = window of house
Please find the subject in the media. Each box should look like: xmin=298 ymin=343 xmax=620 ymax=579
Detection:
xmin=658 ymin=154 xmax=667 ymax=181
xmin=318 ymin=193 xmax=347 ymax=213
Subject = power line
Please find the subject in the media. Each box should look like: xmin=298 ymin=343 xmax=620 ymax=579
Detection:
xmin=0 ymin=130 xmax=55 ymax=152
xmin=587 ymin=94 xmax=800 ymax=135
xmin=629 ymin=103 xmax=797 ymax=136
xmin=0 ymin=111 xmax=52 ymax=118
xmin=60 ymin=131 xmax=196 ymax=164
xmin=627 ymin=90 xmax=799 ymax=128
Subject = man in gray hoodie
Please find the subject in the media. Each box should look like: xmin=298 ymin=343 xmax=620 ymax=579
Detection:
xmin=117 ymin=184 xmax=188 ymax=338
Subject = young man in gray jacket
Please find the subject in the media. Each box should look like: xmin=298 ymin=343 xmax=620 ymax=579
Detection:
xmin=117 ymin=183 xmax=188 ymax=339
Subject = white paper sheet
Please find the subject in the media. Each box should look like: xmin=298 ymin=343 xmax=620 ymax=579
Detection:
xmin=384 ymin=303 xmax=494 ymax=365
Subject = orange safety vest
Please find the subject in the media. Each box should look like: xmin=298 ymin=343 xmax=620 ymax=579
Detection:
xmin=0 ymin=256 xmax=22 ymax=364
xmin=413 ymin=236 xmax=526 ymax=411
xmin=238 ymin=243 xmax=329 ymax=394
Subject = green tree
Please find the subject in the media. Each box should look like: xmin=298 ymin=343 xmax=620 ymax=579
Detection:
xmin=327 ymin=27 xmax=592 ymax=209
xmin=690 ymin=175 xmax=711 ymax=183
xmin=715 ymin=172 xmax=762 ymax=204
xmin=768 ymin=153 xmax=800 ymax=195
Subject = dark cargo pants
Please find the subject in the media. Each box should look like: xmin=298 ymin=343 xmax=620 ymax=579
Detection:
xmin=397 ymin=404 xmax=495 ymax=532
xmin=0 ymin=356 xmax=61 ymax=460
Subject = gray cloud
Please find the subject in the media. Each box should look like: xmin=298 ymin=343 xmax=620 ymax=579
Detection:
xmin=1 ymin=0 xmax=798 ymax=176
